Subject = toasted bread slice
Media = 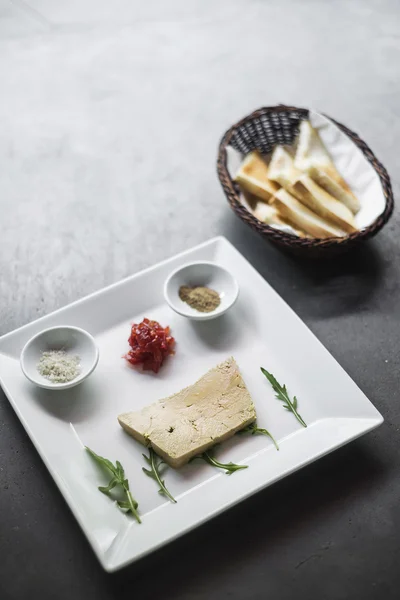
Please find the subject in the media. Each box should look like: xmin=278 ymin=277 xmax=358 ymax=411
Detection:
xmin=235 ymin=151 xmax=279 ymax=203
xmin=272 ymin=189 xmax=346 ymax=239
xmin=240 ymin=189 xmax=258 ymax=212
xmin=290 ymin=175 xmax=357 ymax=233
xmin=308 ymin=165 xmax=360 ymax=214
xmin=294 ymin=120 xmax=355 ymax=197
xmin=268 ymin=146 xmax=302 ymax=188
xmin=253 ymin=202 xmax=306 ymax=237
xmin=254 ymin=202 xmax=283 ymax=225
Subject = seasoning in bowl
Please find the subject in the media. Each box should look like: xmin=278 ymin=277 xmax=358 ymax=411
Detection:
xmin=179 ymin=285 xmax=221 ymax=313
xmin=37 ymin=350 xmax=81 ymax=383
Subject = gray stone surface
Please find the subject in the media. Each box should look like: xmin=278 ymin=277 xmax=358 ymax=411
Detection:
xmin=1 ymin=0 xmax=400 ymax=598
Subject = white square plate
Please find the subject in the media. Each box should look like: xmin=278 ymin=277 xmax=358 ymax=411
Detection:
xmin=0 ymin=237 xmax=383 ymax=572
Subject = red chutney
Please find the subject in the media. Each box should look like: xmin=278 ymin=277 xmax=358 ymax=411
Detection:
xmin=124 ymin=318 xmax=175 ymax=373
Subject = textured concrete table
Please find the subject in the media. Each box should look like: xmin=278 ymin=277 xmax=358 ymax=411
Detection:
xmin=1 ymin=1 xmax=400 ymax=599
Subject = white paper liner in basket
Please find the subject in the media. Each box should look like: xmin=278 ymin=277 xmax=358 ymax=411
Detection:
xmin=226 ymin=110 xmax=386 ymax=237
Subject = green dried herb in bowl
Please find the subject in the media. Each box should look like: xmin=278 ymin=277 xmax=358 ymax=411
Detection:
xmin=178 ymin=285 xmax=221 ymax=313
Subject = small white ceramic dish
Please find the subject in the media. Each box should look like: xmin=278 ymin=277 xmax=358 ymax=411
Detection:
xmin=20 ymin=326 xmax=99 ymax=390
xmin=164 ymin=261 xmax=239 ymax=321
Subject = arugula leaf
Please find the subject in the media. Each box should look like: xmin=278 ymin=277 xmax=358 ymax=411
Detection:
xmin=260 ymin=368 xmax=307 ymax=428
xmin=192 ymin=451 xmax=248 ymax=475
xmin=86 ymin=447 xmax=141 ymax=523
xmin=98 ymin=477 xmax=119 ymax=494
xmin=240 ymin=422 xmax=279 ymax=451
xmin=142 ymin=448 xmax=177 ymax=504
xmin=86 ymin=447 xmax=118 ymax=475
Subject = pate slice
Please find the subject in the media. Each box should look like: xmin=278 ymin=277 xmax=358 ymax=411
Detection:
xmin=118 ymin=357 xmax=256 ymax=468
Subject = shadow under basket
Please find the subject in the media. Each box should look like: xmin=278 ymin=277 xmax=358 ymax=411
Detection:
xmin=217 ymin=105 xmax=394 ymax=257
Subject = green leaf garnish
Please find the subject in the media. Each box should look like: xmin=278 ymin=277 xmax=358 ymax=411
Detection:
xmin=142 ymin=448 xmax=177 ymax=504
xmin=86 ymin=447 xmax=141 ymax=523
xmin=240 ymin=422 xmax=279 ymax=450
xmin=98 ymin=477 xmax=119 ymax=494
xmin=260 ymin=368 xmax=307 ymax=428
xmin=192 ymin=451 xmax=248 ymax=475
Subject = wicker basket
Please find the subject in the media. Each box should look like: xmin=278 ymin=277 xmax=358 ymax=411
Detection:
xmin=217 ymin=105 xmax=394 ymax=256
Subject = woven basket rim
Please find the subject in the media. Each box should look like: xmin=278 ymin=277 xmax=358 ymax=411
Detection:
xmin=217 ymin=104 xmax=394 ymax=250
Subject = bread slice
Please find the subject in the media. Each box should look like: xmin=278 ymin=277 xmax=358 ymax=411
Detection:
xmin=254 ymin=202 xmax=283 ymax=225
xmin=235 ymin=151 xmax=279 ymax=203
xmin=290 ymin=175 xmax=357 ymax=233
xmin=253 ymin=202 xmax=306 ymax=237
xmin=268 ymin=146 xmax=302 ymax=189
xmin=272 ymin=189 xmax=347 ymax=239
xmin=308 ymin=165 xmax=360 ymax=214
xmin=118 ymin=357 xmax=256 ymax=468
xmin=240 ymin=189 xmax=259 ymax=212
xmin=294 ymin=120 xmax=355 ymax=197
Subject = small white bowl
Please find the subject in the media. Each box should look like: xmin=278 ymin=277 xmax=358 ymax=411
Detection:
xmin=164 ymin=261 xmax=239 ymax=321
xmin=20 ymin=326 xmax=99 ymax=390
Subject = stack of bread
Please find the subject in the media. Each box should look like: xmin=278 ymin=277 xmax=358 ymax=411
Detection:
xmin=235 ymin=121 xmax=360 ymax=239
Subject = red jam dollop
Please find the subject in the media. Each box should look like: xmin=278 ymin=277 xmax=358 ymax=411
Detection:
xmin=124 ymin=318 xmax=175 ymax=373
